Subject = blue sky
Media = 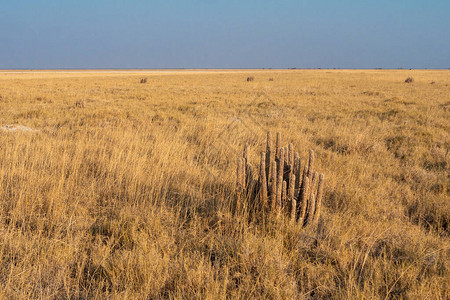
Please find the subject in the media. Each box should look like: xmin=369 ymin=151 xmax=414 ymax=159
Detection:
xmin=1 ymin=0 xmax=449 ymax=69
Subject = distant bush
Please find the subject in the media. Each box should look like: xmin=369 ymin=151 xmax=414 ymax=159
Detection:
xmin=75 ymin=100 xmax=85 ymax=108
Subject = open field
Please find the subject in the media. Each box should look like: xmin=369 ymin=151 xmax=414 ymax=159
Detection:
xmin=0 ymin=70 xmax=449 ymax=299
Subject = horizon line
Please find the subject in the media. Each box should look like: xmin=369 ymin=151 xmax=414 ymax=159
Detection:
xmin=1 ymin=67 xmax=449 ymax=71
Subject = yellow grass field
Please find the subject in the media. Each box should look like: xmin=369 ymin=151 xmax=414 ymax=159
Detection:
xmin=0 ymin=70 xmax=448 ymax=299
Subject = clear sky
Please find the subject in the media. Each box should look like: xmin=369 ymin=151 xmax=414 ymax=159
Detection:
xmin=1 ymin=0 xmax=449 ymax=69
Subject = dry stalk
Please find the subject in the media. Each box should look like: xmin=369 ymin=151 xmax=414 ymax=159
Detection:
xmin=291 ymin=197 xmax=297 ymax=223
xmin=266 ymin=132 xmax=272 ymax=186
xmin=282 ymin=146 xmax=289 ymax=183
xmin=270 ymin=161 xmax=277 ymax=210
xmin=245 ymin=164 xmax=253 ymax=189
xmin=277 ymin=147 xmax=285 ymax=208
xmin=305 ymin=172 xmax=318 ymax=226
xmin=289 ymin=173 xmax=296 ymax=220
xmin=307 ymin=149 xmax=314 ymax=178
xmin=294 ymin=152 xmax=299 ymax=174
xmin=298 ymin=167 xmax=310 ymax=224
xmin=288 ymin=143 xmax=294 ymax=170
xmin=276 ymin=169 xmax=282 ymax=211
xmin=259 ymin=152 xmax=268 ymax=206
xmin=294 ymin=154 xmax=302 ymax=197
xmin=243 ymin=144 xmax=249 ymax=165
xmin=312 ymin=173 xmax=324 ymax=224
xmin=275 ymin=132 xmax=281 ymax=160
xmin=236 ymin=158 xmax=244 ymax=209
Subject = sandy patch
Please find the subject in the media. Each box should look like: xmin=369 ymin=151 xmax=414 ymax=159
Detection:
xmin=0 ymin=125 xmax=38 ymax=132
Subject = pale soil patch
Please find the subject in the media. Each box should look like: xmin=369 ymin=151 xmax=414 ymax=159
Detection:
xmin=0 ymin=124 xmax=38 ymax=132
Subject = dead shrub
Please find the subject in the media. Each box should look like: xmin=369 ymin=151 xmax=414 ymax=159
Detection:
xmin=75 ymin=100 xmax=85 ymax=108
xmin=236 ymin=132 xmax=325 ymax=227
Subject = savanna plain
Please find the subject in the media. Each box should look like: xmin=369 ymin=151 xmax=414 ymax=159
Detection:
xmin=0 ymin=70 xmax=448 ymax=299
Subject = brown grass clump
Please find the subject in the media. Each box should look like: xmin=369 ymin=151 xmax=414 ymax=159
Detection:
xmin=405 ymin=77 xmax=414 ymax=83
xmin=75 ymin=100 xmax=85 ymax=108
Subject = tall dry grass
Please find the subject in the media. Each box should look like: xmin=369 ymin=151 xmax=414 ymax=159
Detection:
xmin=0 ymin=70 xmax=448 ymax=299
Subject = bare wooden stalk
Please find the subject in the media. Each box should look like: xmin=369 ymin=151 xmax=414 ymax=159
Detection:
xmin=276 ymin=147 xmax=285 ymax=209
xmin=243 ymin=144 xmax=249 ymax=165
xmin=236 ymin=158 xmax=244 ymax=209
xmin=270 ymin=161 xmax=277 ymax=211
xmin=288 ymin=143 xmax=294 ymax=169
xmin=289 ymin=173 xmax=296 ymax=219
xmin=291 ymin=197 xmax=297 ymax=223
xmin=259 ymin=152 xmax=268 ymax=206
xmin=305 ymin=172 xmax=318 ymax=226
xmin=294 ymin=152 xmax=299 ymax=172
xmin=294 ymin=155 xmax=302 ymax=193
xmin=312 ymin=173 xmax=324 ymax=224
xmin=282 ymin=146 xmax=289 ymax=182
xmin=305 ymin=149 xmax=315 ymax=202
xmin=298 ymin=167 xmax=310 ymax=224
xmin=275 ymin=132 xmax=281 ymax=161
xmin=241 ymin=157 xmax=246 ymax=190
xmin=245 ymin=164 xmax=253 ymax=191
xmin=266 ymin=132 xmax=272 ymax=186
xmin=244 ymin=165 xmax=251 ymax=201
xmin=237 ymin=158 xmax=244 ymax=190
xmin=293 ymin=153 xmax=300 ymax=195
xmin=288 ymin=173 xmax=295 ymax=202
xmin=276 ymin=179 xmax=282 ymax=211
xmin=248 ymin=178 xmax=258 ymax=207
xmin=307 ymin=149 xmax=315 ymax=178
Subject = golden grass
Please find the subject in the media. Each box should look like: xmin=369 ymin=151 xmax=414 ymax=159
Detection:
xmin=0 ymin=69 xmax=448 ymax=299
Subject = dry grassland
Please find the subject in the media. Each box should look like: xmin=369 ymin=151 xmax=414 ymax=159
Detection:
xmin=0 ymin=70 xmax=449 ymax=299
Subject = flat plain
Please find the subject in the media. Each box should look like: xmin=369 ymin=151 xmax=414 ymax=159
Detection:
xmin=0 ymin=70 xmax=448 ymax=299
